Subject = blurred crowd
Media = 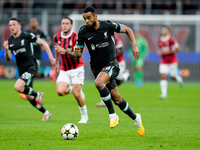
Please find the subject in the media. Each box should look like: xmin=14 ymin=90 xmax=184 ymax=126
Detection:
xmin=1 ymin=0 xmax=200 ymax=15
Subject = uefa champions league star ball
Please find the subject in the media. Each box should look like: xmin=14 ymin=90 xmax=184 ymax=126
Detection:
xmin=61 ymin=123 xmax=79 ymax=140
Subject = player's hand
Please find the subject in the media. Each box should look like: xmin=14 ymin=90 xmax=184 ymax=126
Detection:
xmin=74 ymin=47 xmax=82 ymax=59
xmin=159 ymin=50 xmax=174 ymax=55
xmin=133 ymin=48 xmax=139 ymax=60
xmin=3 ymin=40 xmax=9 ymax=50
xmin=54 ymin=44 xmax=66 ymax=53
xmin=158 ymin=50 xmax=167 ymax=56
xmin=157 ymin=50 xmax=161 ymax=56
xmin=161 ymin=51 xmax=168 ymax=55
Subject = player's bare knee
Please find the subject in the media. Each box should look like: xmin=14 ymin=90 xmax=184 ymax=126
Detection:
xmin=94 ymin=80 xmax=104 ymax=90
xmin=161 ymin=74 xmax=167 ymax=79
xmin=56 ymin=90 xmax=64 ymax=96
xmin=14 ymin=84 xmax=23 ymax=93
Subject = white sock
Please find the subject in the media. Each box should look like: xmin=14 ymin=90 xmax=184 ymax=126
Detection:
xmin=78 ymin=105 xmax=88 ymax=119
xmin=68 ymin=86 xmax=73 ymax=94
xmin=160 ymin=80 xmax=168 ymax=96
xmin=175 ymin=75 xmax=183 ymax=83
xmin=122 ymin=71 xmax=130 ymax=81
xmin=109 ymin=113 xmax=117 ymax=118
xmin=44 ymin=110 xmax=49 ymax=115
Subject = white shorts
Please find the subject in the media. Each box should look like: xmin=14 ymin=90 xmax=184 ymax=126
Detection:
xmin=116 ymin=60 xmax=126 ymax=80
xmin=159 ymin=63 xmax=178 ymax=77
xmin=56 ymin=66 xmax=85 ymax=85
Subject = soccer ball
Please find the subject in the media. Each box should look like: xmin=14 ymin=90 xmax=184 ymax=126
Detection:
xmin=61 ymin=123 xmax=79 ymax=140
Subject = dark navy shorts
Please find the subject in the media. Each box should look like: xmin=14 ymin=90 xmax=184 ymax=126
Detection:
xmin=19 ymin=66 xmax=37 ymax=88
xmin=91 ymin=59 xmax=120 ymax=91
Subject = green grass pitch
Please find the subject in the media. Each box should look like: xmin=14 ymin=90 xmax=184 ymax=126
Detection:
xmin=0 ymin=79 xmax=199 ymax=150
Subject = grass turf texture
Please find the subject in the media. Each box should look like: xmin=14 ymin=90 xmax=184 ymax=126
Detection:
xmin=0 ymin=80 xmax=199 ymax=150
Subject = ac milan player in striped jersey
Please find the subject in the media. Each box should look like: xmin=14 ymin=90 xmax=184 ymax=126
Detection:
xmin=54 ymin=17 xmax=88 ymax=123
xmin=158 ymin=26 xmax=183 ymax=99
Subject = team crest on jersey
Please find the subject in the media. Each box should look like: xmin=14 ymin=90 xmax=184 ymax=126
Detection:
xmin=21 ymin=39 xmax=25 ymax=46
xmin=104 ymin=31 xmax=108 ymax=39
xmin=91 ymin=44 xmax=95 ymax=50
xmin=58 ymin=41 xmax=61 ymax=44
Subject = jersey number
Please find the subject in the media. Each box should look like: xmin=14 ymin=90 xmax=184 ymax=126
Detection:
xmin=22 ymin=72 xmax=31 ymax=80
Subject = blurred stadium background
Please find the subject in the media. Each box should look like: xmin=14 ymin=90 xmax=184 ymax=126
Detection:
xmin=0 ymin=0 xmax=199 ymax=82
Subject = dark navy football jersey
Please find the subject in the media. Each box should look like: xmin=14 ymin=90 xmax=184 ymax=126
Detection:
xmin=8 ymin=32 xmax=38 ymax=74
xmin=77 ymin=20 xmax=122 ymax=68
xmin=26 ymin=29 xmax=50 ymax=60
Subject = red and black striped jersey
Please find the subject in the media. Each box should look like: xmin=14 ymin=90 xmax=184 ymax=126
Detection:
xmin=114 ymin=33 xmax=124 ymax=63
xmin=53 ymin=31 xmax=84 ymax=71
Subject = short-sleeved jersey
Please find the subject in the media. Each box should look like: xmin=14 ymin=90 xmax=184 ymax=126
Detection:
xmin=26 ymin=29 xmax=50 ymax=60
xmin=114 ymin=33 xmax=124 ymax=63
xmin=53 ymin=31 xmax=84 ymax=71
xmin=8 ymin=32 xmax=38 ymax=75
xmin=77 ymin=20 xmax=122 ymax=68
xmin=158 ymin=35 xmax=179 ymax=64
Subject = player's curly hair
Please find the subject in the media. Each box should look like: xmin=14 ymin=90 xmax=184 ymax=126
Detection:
xmin=83 ymin=6 xmax=96 ymax=14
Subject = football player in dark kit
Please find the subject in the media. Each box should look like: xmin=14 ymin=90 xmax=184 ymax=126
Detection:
xmin=19 ymin=18 xmax=52 ymax=100
xmin=75 ymin=6 xmax=145 ymax=136
xmin=26 ymin=18 xmax=52 ymax=76
xmin=3 ymin=17 xmax=56 ymax=121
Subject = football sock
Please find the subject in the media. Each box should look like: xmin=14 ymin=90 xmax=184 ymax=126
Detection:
xmin=99 ymin=87 xmax=115 ymax=114
xmin=160 ymin=80 xmax=168 ymax=96
xmin=29 ymin=98 xmax=46 ymax=113
xmin=78 ymin=105 xmax=88 ymax=118
xmin=134 ymin=71 xmax=143 ymax=82
xmin=23 ymin=86 xmax=38 ymax=97
xmin=44 ymin=110 xmax=50 ymax=115
xmin=175 ymin=75 xmax=183 ymax=83
xmin=118 ymin=99 xmax=136 ymax=120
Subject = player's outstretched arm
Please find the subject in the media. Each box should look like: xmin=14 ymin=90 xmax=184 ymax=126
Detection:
xmin=36 ymin=38 xmax=55 ymax=66
xmin=3 ymin=40 xmax=12 ymax=61
xmin=121 ymin=24 xmax=139 ymax=60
